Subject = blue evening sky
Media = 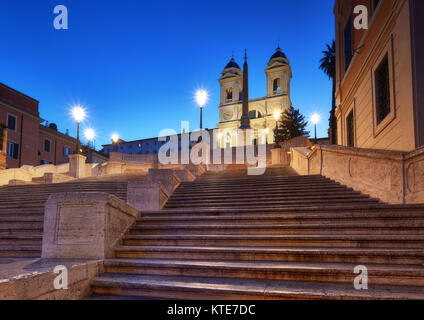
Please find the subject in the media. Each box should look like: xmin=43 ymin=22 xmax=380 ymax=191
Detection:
xmin=0 ymin=0 xmax=335 ymax=148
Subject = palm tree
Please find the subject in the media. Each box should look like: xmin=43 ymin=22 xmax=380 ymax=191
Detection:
xmin=319 ymin=40 xmax=337 ymax=144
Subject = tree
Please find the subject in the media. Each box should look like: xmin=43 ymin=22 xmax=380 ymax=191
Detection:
xmin=274 ymin=106 xmax=309 ymax=146
xmin=319 ymin=40 xmax=337 ymax=144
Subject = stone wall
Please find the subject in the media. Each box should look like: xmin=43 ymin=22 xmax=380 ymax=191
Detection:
xmin=0 ymin=260 xmax=103 ymax=300
xmin=290 ymin=145 xmax=424 ymax=204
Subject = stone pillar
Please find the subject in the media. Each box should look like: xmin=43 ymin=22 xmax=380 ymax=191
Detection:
xmin=127 ymin=181 xmax=170 ymax=211
xmin=69 ymin=154 xmax=87 ymax=178
xmin=42 ymin=192 xmax=139 ymax=259
xmin=148 ymin=168 xmax=181 ymax=195
xmin=0 ymin=128 xmax=7 ymax=170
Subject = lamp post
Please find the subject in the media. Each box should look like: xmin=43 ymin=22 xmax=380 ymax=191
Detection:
xmin=84 ymin=128 xmax=95 ymax=162
xmin=311 ymin=113 xmax=320 ymax=144
xmin=111 ymin=134 xmax=120 ymax=152
xmin=71 ymin=106 xmax=86 ymax=154
xmin=195 ymin=90 xmax=208 ymax=142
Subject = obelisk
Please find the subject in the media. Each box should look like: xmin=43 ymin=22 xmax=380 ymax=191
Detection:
xmin=239 ymin=49 xmax=251 ymax=130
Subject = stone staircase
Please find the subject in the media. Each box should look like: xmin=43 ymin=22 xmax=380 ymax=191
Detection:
xmin=0 ymin=181 xmax=128 ymax=259
xmin=89 ymin=167 xmax=424 ymax=299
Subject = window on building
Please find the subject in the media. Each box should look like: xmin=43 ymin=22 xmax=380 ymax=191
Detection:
xmin=44 ymin=139 xmax=51 ymax=152
xmin=226 ymin=87 xmax=233 ymax=101
xmin=273 ymin=78 xmax=281 ymax=93
xmin=7 ymin=114 xmax=17 ymax=131
xmin=375 ymin=55 xmax=391 ymax=125
xmin=344 ymin=16 xmax=353 ymax=71
xmin=346 ymin=110 xmax=355 ymax=147
xmin=40 ymin=160 xmax=52 ymax=165
xmin=249 ymin=110 xmax=257 ymax=119
xmin=7 ymin=141 xmax=19 ymax=159
xmin=63 ymin=146 xmax=72 ymax=157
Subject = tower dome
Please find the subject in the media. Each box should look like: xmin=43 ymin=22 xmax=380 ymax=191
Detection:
xmin=223 ymin=57 xmax=241 ymax=70
xmin=268 ymin=47 xmax=289 ymax=65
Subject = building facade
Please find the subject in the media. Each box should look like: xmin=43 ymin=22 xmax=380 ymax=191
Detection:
xmin=0 ymin=83 xmax=78 ymax=168
xmin=217 ymin=47 xmax=292 ymax=147
xmin=102 ymin=129 xmax=216 ymax=156
xmin=334 ymin=0 xmax=424 ymax=152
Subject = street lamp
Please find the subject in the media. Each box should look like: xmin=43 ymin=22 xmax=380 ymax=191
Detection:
xmin=84 ymin=128 xmax=96 ymax=162
xmin=71 ymin=105 xmax=86 ymax=154
xmin=195 ymin=90 xmax=208 ymax=130
xmin=311 ymin=113 xmax=320 ymax=143
xmin=111 ymin=134 xmax=120 ymax=152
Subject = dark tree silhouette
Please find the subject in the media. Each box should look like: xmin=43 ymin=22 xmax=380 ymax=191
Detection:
xmin=274 ymin=106 xmax=309 ymax=146
xmin=319 ymin=40 xmax=337 ymax=144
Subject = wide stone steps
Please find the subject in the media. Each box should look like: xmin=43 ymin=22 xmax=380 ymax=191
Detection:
xmin=89 ymin=168 xmax=424 ymax=300
xmin=90 ymin=274 xmax=424 ymax=300
xmin=102 ymin=258 xmax=424 ymax=286
xmin=122 ymin=234 xmax=424 ymax=249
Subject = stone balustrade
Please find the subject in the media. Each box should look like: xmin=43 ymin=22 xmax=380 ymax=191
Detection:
xmin=290 ymin=144 xmax=424 ymax=204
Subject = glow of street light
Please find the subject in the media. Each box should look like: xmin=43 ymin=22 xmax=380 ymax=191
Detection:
xmin=195 ymin=90 xmax=208 ymax=107
xmin=71 ymin=106 xmax=86 ymax=123
xmin=84 ymin=128 xmax=95 ymax=141
xmin=265 ymin=128 xmax=270 ymax=134
xmin=311 ymin=113 xmax=321 ymax=125
xmin=274 ymin=110 xmax=281 ymax=120
xmin=111 ymin=134 xmax=120 ymax=143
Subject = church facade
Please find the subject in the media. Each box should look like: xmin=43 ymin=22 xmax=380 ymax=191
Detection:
xmin=217 ymin=47 xmax=292 ymax=147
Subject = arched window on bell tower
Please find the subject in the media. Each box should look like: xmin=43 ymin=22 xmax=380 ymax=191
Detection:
xmin=273 ymin=78 xmax=281 ymax=94
xmin=226 ymin=87 xmax=233 ymax=102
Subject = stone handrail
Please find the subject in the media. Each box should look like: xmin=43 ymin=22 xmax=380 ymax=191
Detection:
xmin=290 ymin=144 xmax=424 ymax=204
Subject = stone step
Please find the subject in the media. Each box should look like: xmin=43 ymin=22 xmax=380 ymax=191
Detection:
xmin=183 ymin=174 xmax=326 ymax=184
xmin=90 ymin=274 xmax=424 ymax=300
xmin=129 ymin=221 xmax=424 ymax=235
xmin=103 ymin=258 xmax=424 ymax=286
xmin=170 ymin=190 xmax=361 ymax=200
xmin=139 ymin=204 xmax=424 ymax=217
xmin=0 ymin=245 xmax=41 ymax=257
xmin=166 ymin=194 xmax=374 ymax=206
xmin=178 ymin=182 xmax=343 ymax=192
xmin=114 ymin=246 xmax=424 ymax=264
xmin=122 ymin=234 xmax=424 ymax=249
xmin=138 ymin=212 xmax=424 ymax=226
xmin=0 ymin=216 xmax=44 ymax=223
xmin=0 ymin=234 xmax=42 ymax=245
xmin=165 ymin=198 xmax=380 ymax=209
